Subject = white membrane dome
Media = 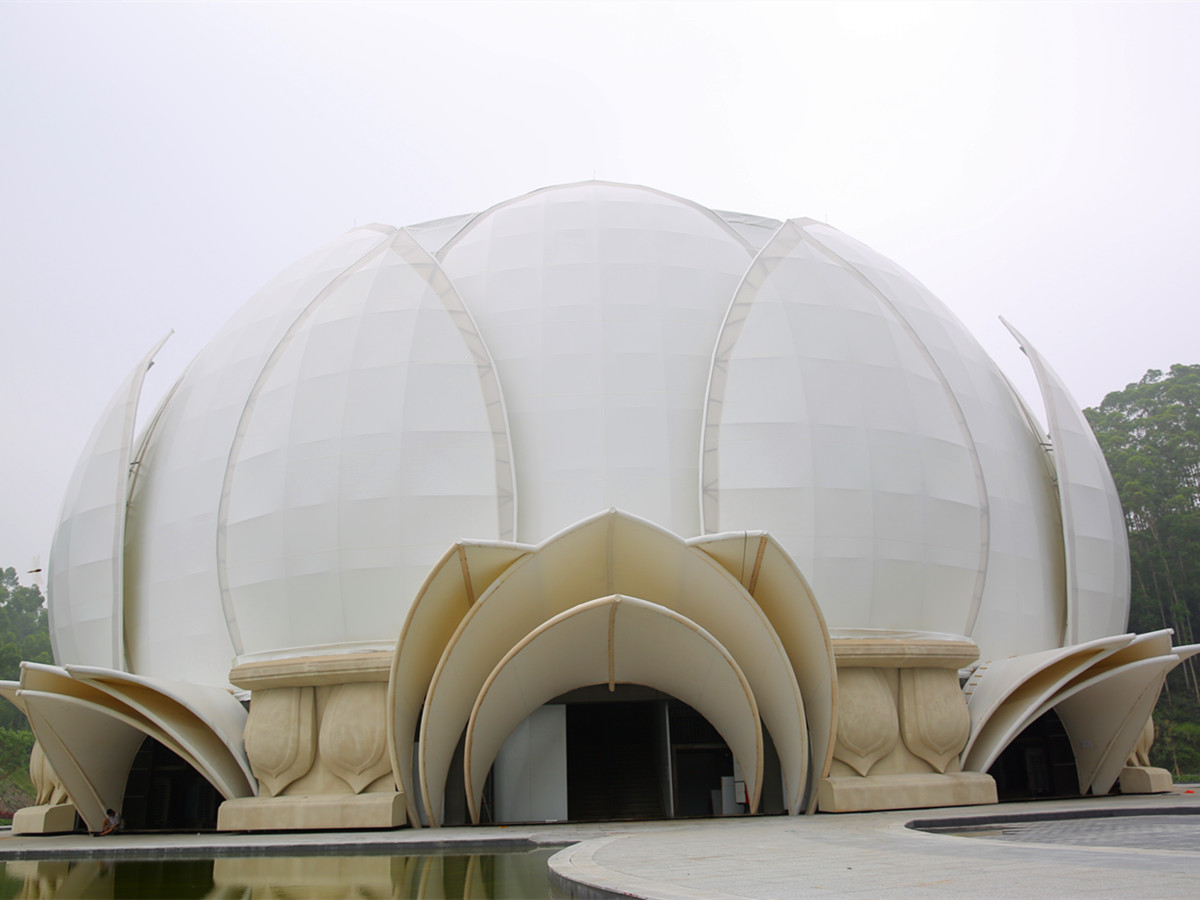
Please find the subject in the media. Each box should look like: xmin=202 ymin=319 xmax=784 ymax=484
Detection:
xmin=48 ymin=182 xmax=1129 ymax=688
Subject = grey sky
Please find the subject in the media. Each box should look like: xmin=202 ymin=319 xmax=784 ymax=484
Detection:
xmin=3 ymin=0 xmax=1198 ymax=578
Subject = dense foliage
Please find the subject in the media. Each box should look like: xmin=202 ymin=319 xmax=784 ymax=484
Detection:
xmin=0 ymin=568 xmax=48 ymax=812
xmin=1086 ymin=364 xmax=1200 ymax=774
xmin=0 ymin=568 xmax=50 ymax=727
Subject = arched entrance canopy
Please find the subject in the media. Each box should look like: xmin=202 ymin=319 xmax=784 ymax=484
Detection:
xmin=390 ymin=509 xmax=825 ymax=826
xmin=688 ymin=531 xmax=836 ymax=812
xmin=387 ymin=540 xmax=533 ymax=826
xmin=463 ymin=595 xmax=763 ymax=823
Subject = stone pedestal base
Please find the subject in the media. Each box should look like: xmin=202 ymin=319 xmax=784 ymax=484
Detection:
xmin=221 ymin=651 xmax=406 ymax=832
xmin=11 ymin=803 xmax=77 ymax=834
xmin=818 ymin=772 xmax=996 ymax=813
xmin=1118 ymin=765 xmax=1173 ymax=794
xmin=218 ymin=792 xmax=407 ymax=831
xmin=819 ymin=631 xmax=996 ymax=814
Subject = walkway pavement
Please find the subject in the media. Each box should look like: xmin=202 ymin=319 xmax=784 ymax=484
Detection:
xmin=0 ymin=789 xmax=1197 ymax=898
xmin=550 ymin=789 xmax=1200 ymax=899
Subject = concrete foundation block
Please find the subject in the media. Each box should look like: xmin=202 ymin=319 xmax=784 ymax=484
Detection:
xmin=1118 ymin=765 xmax=1173 ymax=794
xmin=217 ymin=791 xmax=406 ymax=831
xmin=11 ymin=803 xmax=78 ymax=834
xmin=817 ymin=772 xmax=996 ymax=813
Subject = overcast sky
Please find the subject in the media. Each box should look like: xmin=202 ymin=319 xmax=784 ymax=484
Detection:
xmin=3 ymin=0 xmax=1198 ymax=581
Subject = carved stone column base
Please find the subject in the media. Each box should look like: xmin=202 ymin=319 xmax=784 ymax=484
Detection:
xmin=1118 ymin=765 xmax=1173 ymax=794
xmin=11 ymin=803 xmax=77 ymax=834
xmin=821 ymin=631 xmax=996 ymax=813
xmin=818 ymin=772 xmax=996 ymax=813
xmin=217 ymin=792 xmax=406 ymax=831
xmin=222 ymin=651 xmax=404 ymax=832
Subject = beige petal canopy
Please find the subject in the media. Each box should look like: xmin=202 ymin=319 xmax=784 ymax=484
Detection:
xmin=463 ymin=595 xmax=763 ymax=824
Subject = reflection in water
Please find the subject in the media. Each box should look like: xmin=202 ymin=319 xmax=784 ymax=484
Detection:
xmin=0 ymin=849 xmax=559 ymax=899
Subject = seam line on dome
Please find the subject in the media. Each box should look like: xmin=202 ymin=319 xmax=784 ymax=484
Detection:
xmin=433 ymin=180 xmax=758 ymax=263
xmin=698 ymin=220 xmax=785 ymax=534
xmin=800 ymin=225 xmax=991 ymax=637
xmin=399 ymin=227 xmax=517 ymax=544
xmin=214 ymin=229 xmax=398 ymax=658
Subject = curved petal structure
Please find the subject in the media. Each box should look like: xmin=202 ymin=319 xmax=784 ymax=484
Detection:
xmin=20 ymin=690 xmax=146 ymax=832
xmin=18 ymin=664 xmax=161 ymax=829
xmin=961 ymin=634 xmax=1133 ymax=772
xmin=688 ymin=531 xmax=836 ymax=812
xmin=0 ymin=681 xmax=26 ymax=715
xmin=387 ymin=540 xmax=532 ymax=827
xmin=463 ymin=595 xmax=763 ymax=824
xmin=962 ymin=631 xmax=1200 ymax=791
xmin=416 ymin=510 xmax=810 ymax=825
xmin=1017 ymin=631 xmax=1186 ymax=794
xmin=65 ymin=666 xmax=255 ymax=798
xmin=1003 ymin=319 xmax=1131 ymax=644
xmin=17 ymin=663 xmax=254 ymax=831
xmin=1053 ymin=655 xmax=1178 ymax=794
xmin=48 ymin=332 xmax=171 ymax=670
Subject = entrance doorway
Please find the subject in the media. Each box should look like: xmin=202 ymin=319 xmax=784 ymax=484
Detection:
xmin=489 ymin=685 xmax=763 ymax=823
xmin=566 ymin=699 xmax=666 ymax=821
xmin=121 ymin=737 xmax=222 ymax=830
xmin=988 ymin=708 xmax=1080 ymax=800
xmin=669 ymin=700 xmax=739 ymax=817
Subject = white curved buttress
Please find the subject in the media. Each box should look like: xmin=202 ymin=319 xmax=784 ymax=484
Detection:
xmin=49 ymin=332 xmax=171 ymax=670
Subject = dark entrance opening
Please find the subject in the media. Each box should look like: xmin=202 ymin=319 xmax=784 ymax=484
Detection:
xmin=669 ymin=701 xmax=735 ymax=817
xmin=988 ymin=708 xmax=1080 ymax=800
xmin=121 ymin=737 xmax=222 ymax=831
xmin=559 ymin=686 xmax=753 ymax=821
xmin=566 ymin=698 xmax=666 ymax=821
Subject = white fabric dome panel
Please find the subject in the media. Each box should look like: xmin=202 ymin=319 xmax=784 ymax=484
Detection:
xmin=46 ymin=183 xmax=1127 ymax=690
xmin=49 ymin=335 xmax=169 ymax=671
xmin=222 ymin=231 xmax=512 ymax=657
xmin=802 ymin=223 xmax=1066 ymax=657
xmin=124 ymin=228 xmax=395 ymax=685
xmin=440 ymin=182 xmax=755 ymax=543
xmin=1003 ymin=320 xmax=1130 ymax=643
xmin=705 ymin=220 xmax=983 ymax=635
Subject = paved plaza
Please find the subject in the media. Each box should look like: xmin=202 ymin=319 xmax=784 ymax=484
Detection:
xmin=0 ymin=789 xmax=1197 ymax=898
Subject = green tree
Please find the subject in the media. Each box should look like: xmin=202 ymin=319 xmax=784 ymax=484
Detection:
xmin=1086 ymin=364 xmax=1200 ymax=773
xmin=0 ymin=567 xmax=52 ymax=718
xmin=0 ymin=568 xmax=49 ymax=808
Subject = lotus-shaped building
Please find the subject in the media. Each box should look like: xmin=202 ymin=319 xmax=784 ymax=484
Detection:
xmin=7 ymin=182 xmax=1193 ymax=833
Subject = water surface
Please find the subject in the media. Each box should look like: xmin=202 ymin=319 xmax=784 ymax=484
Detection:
xmin=0 ymin=847 xmax=560 ymax=899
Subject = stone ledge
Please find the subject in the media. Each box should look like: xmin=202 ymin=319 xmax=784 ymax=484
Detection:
xmin=229 ymin=652 xmax=393 ymax=690
xmin=818 ymin=772 xmax=996 ymax=813
xmin=217 ymin=792 xmax=406 ymax=831
xmin=831 ymin=637 xmax=980 ymax=669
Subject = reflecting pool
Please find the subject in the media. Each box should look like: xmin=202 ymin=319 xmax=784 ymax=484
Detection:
xmin=0 ymin=848 xmax=561 ymax=899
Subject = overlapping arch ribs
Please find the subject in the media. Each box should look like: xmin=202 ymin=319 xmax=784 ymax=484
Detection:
xmin=3 ymin=663 xmax=253 ymax=833
xmin=961 ymin=631 xmax=1200 ymax=794
xmin=387 ymin=509 xmax=837 ymax=825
